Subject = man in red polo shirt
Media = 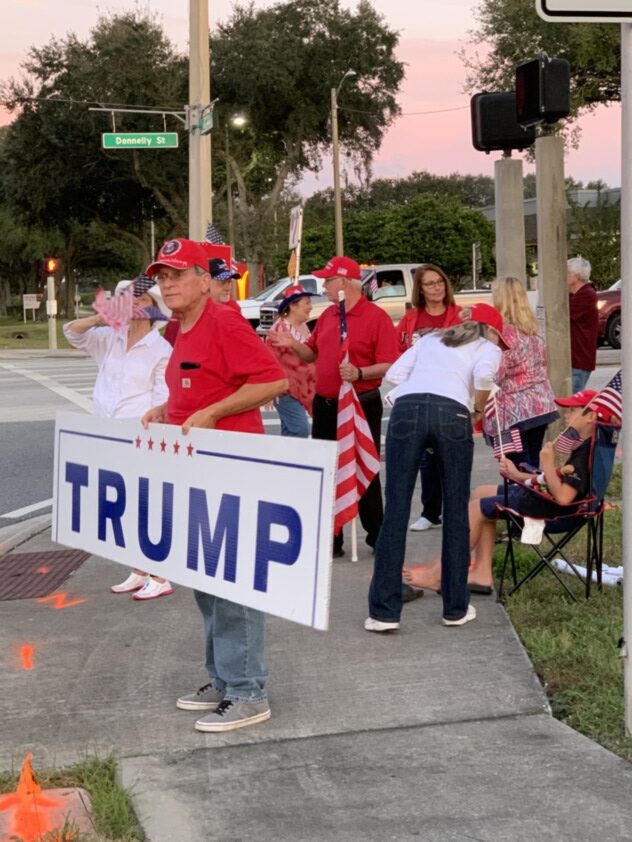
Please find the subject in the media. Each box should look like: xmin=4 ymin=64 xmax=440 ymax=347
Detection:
xmin=269 ymin=255 xmax=398 ymax=556
xmin=141 ymin=237 xmax=287 ymax=732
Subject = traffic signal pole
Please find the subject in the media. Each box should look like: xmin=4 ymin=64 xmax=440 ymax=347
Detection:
xmin=494 ymin=157 xmax=527 ymax=283
xmin=535 ymin=133 xmax=571 ymax=399
xmin=46 ymin=275 xmax=58 ymax=351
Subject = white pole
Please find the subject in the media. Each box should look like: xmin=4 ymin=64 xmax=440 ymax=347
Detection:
xmin=620 ymin=22 xmax=632 ymax=736
xmin=46 ymin=276 xmax=57 ymax=351
xmin=189 ymin=0 xmax=212 ymax=240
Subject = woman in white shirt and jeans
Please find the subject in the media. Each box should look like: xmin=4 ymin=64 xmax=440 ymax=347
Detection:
xmin=365 ymin=304 xmax=506 ymax=631
xmin=63 ymin=276 xmax=173 ymax=600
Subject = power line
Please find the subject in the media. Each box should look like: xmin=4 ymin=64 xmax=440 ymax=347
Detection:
xmin=340 ymin=104 xmax=469 ymax=117
xmin=0 ymin=95 xmax=184 ymax=111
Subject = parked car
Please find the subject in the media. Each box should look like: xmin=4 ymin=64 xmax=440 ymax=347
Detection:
xmin=237 ymin=274 xmax=323 ymax=331
xmin=597 ymin=279 xmax=621 ymax=349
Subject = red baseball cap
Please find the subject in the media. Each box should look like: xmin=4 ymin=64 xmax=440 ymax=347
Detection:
xmin=460 ymin=302 xmax=512 ymax=350
xmin=145 ymin=238 xmax=209 ymax=277
xmin=554 ymin=389 xmax=597 ymax=408
xmin=277 ymin=284 xmax=316 ymax=313
xmin=312 ymin=256 xmax=362 ymax=281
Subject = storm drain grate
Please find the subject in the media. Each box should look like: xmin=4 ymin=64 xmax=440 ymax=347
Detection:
xmin=0 ymin=549 xmax=89 ymax=600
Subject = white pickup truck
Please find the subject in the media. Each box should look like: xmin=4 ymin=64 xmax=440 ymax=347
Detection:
xmin=237 ymin=274 xmax=324 ymax=331
xmin=255 ymin=264 xmax=495 ymax=336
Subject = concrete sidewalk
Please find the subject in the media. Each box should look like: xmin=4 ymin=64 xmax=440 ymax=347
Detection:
xmin=2 ymin=441 xmax=632 ymax=841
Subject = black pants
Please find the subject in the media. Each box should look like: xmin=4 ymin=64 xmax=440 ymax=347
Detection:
xmin=312 ymin=390 xmax=384 ymax=551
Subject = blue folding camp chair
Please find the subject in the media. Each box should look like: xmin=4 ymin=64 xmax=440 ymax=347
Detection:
xmin=496 ymin=422 xmax=619 ymax=601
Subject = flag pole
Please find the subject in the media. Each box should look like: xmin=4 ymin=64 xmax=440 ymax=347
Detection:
xmin=492 ymin=391 xmax=505 ymax=460
xmin=339 ymin=288 xmax=359 ymax=563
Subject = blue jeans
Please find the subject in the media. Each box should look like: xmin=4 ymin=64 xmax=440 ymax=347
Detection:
xmin=369 ymin=394 xmax=474 ymax=622
xmin=419 ymin=448 xmax=442 ymax=523
xmin=277 ymin=394 xmax=310 ymax=438
xmin=572 ymin=369 xmax=591 ymax=393
xmin=193 ymin=591 xmax=268 ymax=702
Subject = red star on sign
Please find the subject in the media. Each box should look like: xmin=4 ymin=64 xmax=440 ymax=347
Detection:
xmin=147 ymin=438 xmax=154 ymax=451
xmin=160 ymin=439 xmax=167 ymax=453
xmin=186 ymin=443 xmax=195 ymax=457
xmin=135 ymin=436 xmax=141 ymax=448
xmin=173 ymin=441 xmax=181 ymax=455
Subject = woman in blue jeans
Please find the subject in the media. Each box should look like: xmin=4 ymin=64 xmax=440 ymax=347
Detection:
xmin=366 ymin=304 xmax=506 ymax=630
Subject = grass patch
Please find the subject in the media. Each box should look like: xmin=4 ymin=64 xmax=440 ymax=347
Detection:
xmin=0 ymin=316 xmax=73 ymax=350
xmin=495 ymin=503 xmax=632 ymax=761
xmin=0 ymin=755 xmax=145 ymax=841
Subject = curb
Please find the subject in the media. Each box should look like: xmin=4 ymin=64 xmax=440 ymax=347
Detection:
xmin=0 ymin=514 xmax=52 ymax=558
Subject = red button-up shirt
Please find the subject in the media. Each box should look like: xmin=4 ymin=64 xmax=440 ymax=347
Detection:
xmin=306 ymin=296 xmax=399 ymax=398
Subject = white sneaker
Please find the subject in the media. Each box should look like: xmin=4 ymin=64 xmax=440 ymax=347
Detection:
xmin=442 ymin=604 xmax=476 ymax=626
xmin=364 ymin=617 xmax=400 ymax=632
xmin=133 ymin=578 xmax=173 ymax=601
xmin=110 ymin=572 xmax=149 ymax=594
xmin=409 ymin=516 xmax=441 ymax=532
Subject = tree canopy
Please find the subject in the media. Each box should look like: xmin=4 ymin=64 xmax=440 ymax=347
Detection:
xmin=463 ymin=0 xmax=620 ymax=130
xmin=298 ymin=194 xmax=496 ymax=284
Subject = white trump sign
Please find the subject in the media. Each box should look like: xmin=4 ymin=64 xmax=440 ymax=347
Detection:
xmin=52 ymin=412 xmax=338 ymax=629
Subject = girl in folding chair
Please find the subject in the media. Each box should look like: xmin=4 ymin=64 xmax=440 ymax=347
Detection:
xmin=404 ymin=391 xmax=599 ymax=595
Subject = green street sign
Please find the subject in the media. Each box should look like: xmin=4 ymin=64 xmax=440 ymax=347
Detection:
xmin=102 ymin=132 xmax=179 ymax=150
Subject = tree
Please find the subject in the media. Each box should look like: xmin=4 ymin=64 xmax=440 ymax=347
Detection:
xmin=568 ymin=193 xmax=620 ymax=287
xmin=299 ymin=194 xmax=495 ymax=285
xmin=212 ymin=0 xmax=404 ymax=278
xmin=0 ymin=10 xmax=189 ymax=303
xmin=462 ymin=0 xmax=620 ymax=135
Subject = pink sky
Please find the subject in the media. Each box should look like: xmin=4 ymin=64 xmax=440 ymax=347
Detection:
xmin=0 ymin=1 xmax=622 ymax=192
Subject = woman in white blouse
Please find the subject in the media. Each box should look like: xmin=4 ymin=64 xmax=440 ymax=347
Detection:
xmin=63 ymin=277 xmax=173 ymax=600
xmin=365 ymin=304 xmax=506 ymax=632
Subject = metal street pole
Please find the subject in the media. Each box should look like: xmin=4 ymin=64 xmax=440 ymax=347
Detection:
xmin=331 ymin=70 xmax=356 ymax=257
xmin=620 ymin=22 xmax=632 ymax=736
xmin=189 ymin=0 xmax=212 ymax=240
xmin=226 ymin=124 xmax=235 ymax=247
xmin=331 ymin=85 xmax=343 ymax=256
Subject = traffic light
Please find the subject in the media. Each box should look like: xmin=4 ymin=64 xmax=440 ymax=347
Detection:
xmin=470 ymin=92 xmax=536 ymax=154
xmin=515 ymin=53 xmax=571 ymax=128
xmin=45 ymin=257 xmax=59 ymax=274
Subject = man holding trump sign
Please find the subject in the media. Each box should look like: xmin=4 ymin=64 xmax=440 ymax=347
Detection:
xmin=142 ymin=237 xmax=287 ymax=733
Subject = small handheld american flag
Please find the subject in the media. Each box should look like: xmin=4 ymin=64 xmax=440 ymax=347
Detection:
xmin=555 ymin=426 xmax=586 ymax=455
xmin=588 ymin=369 xmax=622 ymax=423
xmin=205 ymin=222 xmax=225 ymax=245
xmin=492 ymin=428 xmax=522 ymax=459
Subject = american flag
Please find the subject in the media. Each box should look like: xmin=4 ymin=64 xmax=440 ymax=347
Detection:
xmin=334 ymin=294 xmax=380 ymax=535
xmin=492 ymin=428 xmax=522 ymax=459
xmin=555 ymin=426 xmax=587 ymax=455
xmin=205 ymin=222 xmax=225 ymax=245
xmin=93 ymin=287 xmax=135 ymax=331
xmin=589 ymin=369 xmax=622 ymax=423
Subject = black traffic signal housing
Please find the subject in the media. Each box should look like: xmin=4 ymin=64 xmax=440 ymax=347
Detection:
xmin=515 ymin=52 xmax=571 ymax=128
xmin=471 ymin=92 xmax=536 ymax=154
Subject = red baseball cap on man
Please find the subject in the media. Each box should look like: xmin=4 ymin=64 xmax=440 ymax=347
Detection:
xmin=312 ymin=256 xmax=362 ymax=281
xmin=460 ymin=302 xmax=512 ymax=350
xmin=145 ymin=238 xmax=209 ymax=277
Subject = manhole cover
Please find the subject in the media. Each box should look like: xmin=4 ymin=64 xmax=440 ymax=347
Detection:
xmin=0 ymin=549 xmax=89 ymax=600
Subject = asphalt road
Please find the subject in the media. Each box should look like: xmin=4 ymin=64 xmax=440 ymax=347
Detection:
xmin=0 ymin=347 xmax=621 ymax=522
